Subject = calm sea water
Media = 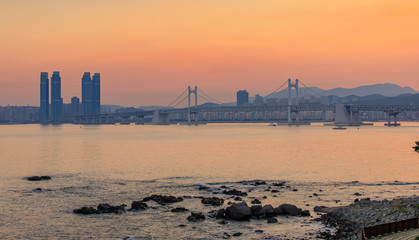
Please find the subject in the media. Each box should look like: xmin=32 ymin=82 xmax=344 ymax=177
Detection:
xmin=0 ymin=123 xmax=418 ymax=239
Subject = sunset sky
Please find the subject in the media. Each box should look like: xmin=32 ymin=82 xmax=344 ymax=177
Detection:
xmin=1 ymin=0 xmax=418 ymax=106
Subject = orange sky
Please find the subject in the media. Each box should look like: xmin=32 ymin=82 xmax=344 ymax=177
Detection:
xmin=0 ymin=0 xmax=418 ymax=106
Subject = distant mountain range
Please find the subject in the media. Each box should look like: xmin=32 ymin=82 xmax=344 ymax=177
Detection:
xmin=302 ymin=83 xmax=417 ymax=98
xmin=102 ymin=83 xmax=418 ymax=112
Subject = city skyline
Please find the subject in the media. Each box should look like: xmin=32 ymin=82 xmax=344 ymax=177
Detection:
xmin=1 ymin=1 xmax=419 ymax=106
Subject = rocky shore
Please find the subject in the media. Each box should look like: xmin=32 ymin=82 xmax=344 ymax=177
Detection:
xmin=317 ymin=196 xmax=419 ymax=239
xmin=67 ymin=179 xmax=419 ymax=239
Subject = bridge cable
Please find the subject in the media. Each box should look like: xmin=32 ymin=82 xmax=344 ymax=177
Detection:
xmin=263 ymin=81 xmax=288 ymax=99
xmin=166 ymin=88 xmax=188 ymax=107
xmin=172 ymin=95 xmax=189 ymax=108
xmin=197 ymin=88 xmax=223 ymax=104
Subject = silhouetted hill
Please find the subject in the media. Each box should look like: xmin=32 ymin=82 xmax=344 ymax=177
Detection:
xmin=321 ymin=83 xmax=417 ymax=97
xmin=352 ymin=93 xmax=419 ymax=105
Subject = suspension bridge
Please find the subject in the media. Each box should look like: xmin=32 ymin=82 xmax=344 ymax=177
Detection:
xmin=73 ymin=79 xmax=419 ymax=126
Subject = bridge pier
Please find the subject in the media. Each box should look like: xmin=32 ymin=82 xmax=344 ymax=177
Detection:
xmin=384 ymin=112 xmax=400 ymax=127
xmin=334 ymin=104 xmax=362 ymax=126
xmin=151 ymin=110 xmax=169 ymax=125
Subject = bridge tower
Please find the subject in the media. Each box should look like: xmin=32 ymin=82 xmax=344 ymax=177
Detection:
xmin=188 ymin=86 xmax=198 ymax=125
xmin=287 ymin=78 xmax=299 ymax=124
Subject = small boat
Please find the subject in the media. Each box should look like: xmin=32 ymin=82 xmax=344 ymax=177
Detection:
xmin=333 ymin=126 xmax=346 ymax=130
xmin=269 ymin=123 xmax=277 ymax=126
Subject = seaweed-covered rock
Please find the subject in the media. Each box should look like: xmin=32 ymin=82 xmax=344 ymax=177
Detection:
xmin=142 ymin=195 xmax=183 ymax=205
xmin=223 ymin=189 xmax=248 ymax=197
xmin=201 ymin=197 xmax=224 ymax=206
xmin=187 ymin=212 xmax=205 ymax=222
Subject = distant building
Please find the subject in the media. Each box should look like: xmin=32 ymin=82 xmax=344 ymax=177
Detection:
xmin=236 ymin=90 xmax=249 ymax=106
xmin=82 ymin=72 xmax=100 ymax=115
xmin=40 ymin=72 xmax=49 ymax=121
xmin=51 ymin=71 xmax=63 ymax=121
xmin=92 ymin=73 xmax=100 ymax=115
xmin=82 ymin=72 xmax=92 ymax=115
xmin=71 ymin=97 xmax=80 ymax=117
xmin=254 ymin=94 xmax=264 ymax=105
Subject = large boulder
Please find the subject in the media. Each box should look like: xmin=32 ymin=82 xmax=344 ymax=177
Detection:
xmin=278 ymin=203 xmax=302 ymax=216
xmin=225 ymin=202 xmax=252 ymax=220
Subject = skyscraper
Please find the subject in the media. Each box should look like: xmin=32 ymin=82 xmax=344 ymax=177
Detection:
xmin=51 ymin=71 xmax=63 ymax=121
xmin=92 ymin=73 xmax=100 ymax=115
xmin=70 ymin=96 xmax=80 ymax=117
xmin=236 ymin=90 xmax=249 ymax=106
xmin=82 ymin=72 xmax=100 ymax=115
xmin=40 ymin=72 xmax=49 ymax=121
xmin=82 ymin=72 xmax=92 ymax=115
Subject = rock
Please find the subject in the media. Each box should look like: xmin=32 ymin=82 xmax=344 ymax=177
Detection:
xmin=262 ymin=205 xmax=275 ymax=217
xmin=219 ymin=220 xmax=228 ymax=224
xmin=262 ymin=196 xmax=267 ymax=199
xmin=278 ymin=203 xmax=302 ymax=216
xmin=73 ymin=203 xmax=126 ymax=215
xmin=292 ymin=189 xmax=298 ymax=192
xmin=73 ymin=206 xmax=98 ymax=215
xmin=220 ymin=185 xmax=228 ymax=189
xmin=314 ymin=206 xmax=327 ymax=212
xmin=198 ymin=185 xmax=210 ymax=190
xmin=301 ymin=210 xmax=310 ymax=216
xmin=187 ymin=212 xmax=205 ymax=222
xmin=234 ymin=197 xmax=242 ymax=201
xmin=178 ymin=224 xmax=187 ymax=227
xmin=33 ymin=188 xmax=42 ymax=192
xmin=131 ymin=201 xmax=148 ymax=210
xmin=96 ymin=203 xmax=126 ymax=214
xmin=255 ymin=230 xmax=263 ymax=233
xmin=27 ymin=176 xmax=51 ymax=181
xmin=354 ymin=192 xmax=361 ymax=196
xmin=267 ymin=217 xmax=278 ymax=223
xmin=232 ymin=232 xmax=242 ymax=236
xmin=201 ymin=197 xmax=224 ymax=206
xmin=254 ymin=180 xmax=267 ymax=186
xmin=142 ymin=195 xmax=183 ymax=205
xmin=215 ymin=209 xmax=226 ymax=218
xmin=313 ymin=193 xmax=319 ymax=196
xmin=251 ymin=199 xmax=261 ymax=204
xmin=271 ymin=189 xmax=279 ymax=193
xmin=251 ymin=205 xmax=264 ymax=218
xmin=272 ymin=182 xmax=285 ymax=186
xmin=171 ymin=207 xmax=189 ymax=212
xmin=273 ymin=206 xmax=284 ymax=215
xmin=223 ymin=189 xmax=247 ymax=196
xmin=225 ymin=202 xmax=252 ymax=220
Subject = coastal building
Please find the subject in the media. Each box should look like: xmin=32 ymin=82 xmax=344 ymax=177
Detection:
xmin=40 ymin=72 xmax=49 ymax=121
xmin=236 ymin=90 xmax=249 ymax=107
xmin=92 ymin=73 xmax=100 ymax=115
xmin=82 ymin=72 xmax=100 ymax=115
xmin=254 ymin=94 xmax=264 ymax=105
xmin=71 ymin=96 xmax=80 ymax=117
xmin=50 ymin=71 xmax=63 ymax=121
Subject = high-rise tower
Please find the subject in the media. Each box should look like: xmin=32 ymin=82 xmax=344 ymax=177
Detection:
xmin=82 ymin=72 xmax=92 ymax=115
xmin=51 ymin=71 xmax=63 ymax=121
xmin=92 ymin=73 xmax=100 ymax=115
xmin=236 ymin=90 xmax=249 ymax=106
xmin=40 ymin=72 xmax=49 ymax=121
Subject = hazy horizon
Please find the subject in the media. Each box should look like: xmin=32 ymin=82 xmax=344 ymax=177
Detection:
xmin=1 ymin=1 xmax=418 ymax=106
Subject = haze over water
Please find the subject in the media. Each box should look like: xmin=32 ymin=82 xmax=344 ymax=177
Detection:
xmin=0 ymin=123 xmax=418 ymax=239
